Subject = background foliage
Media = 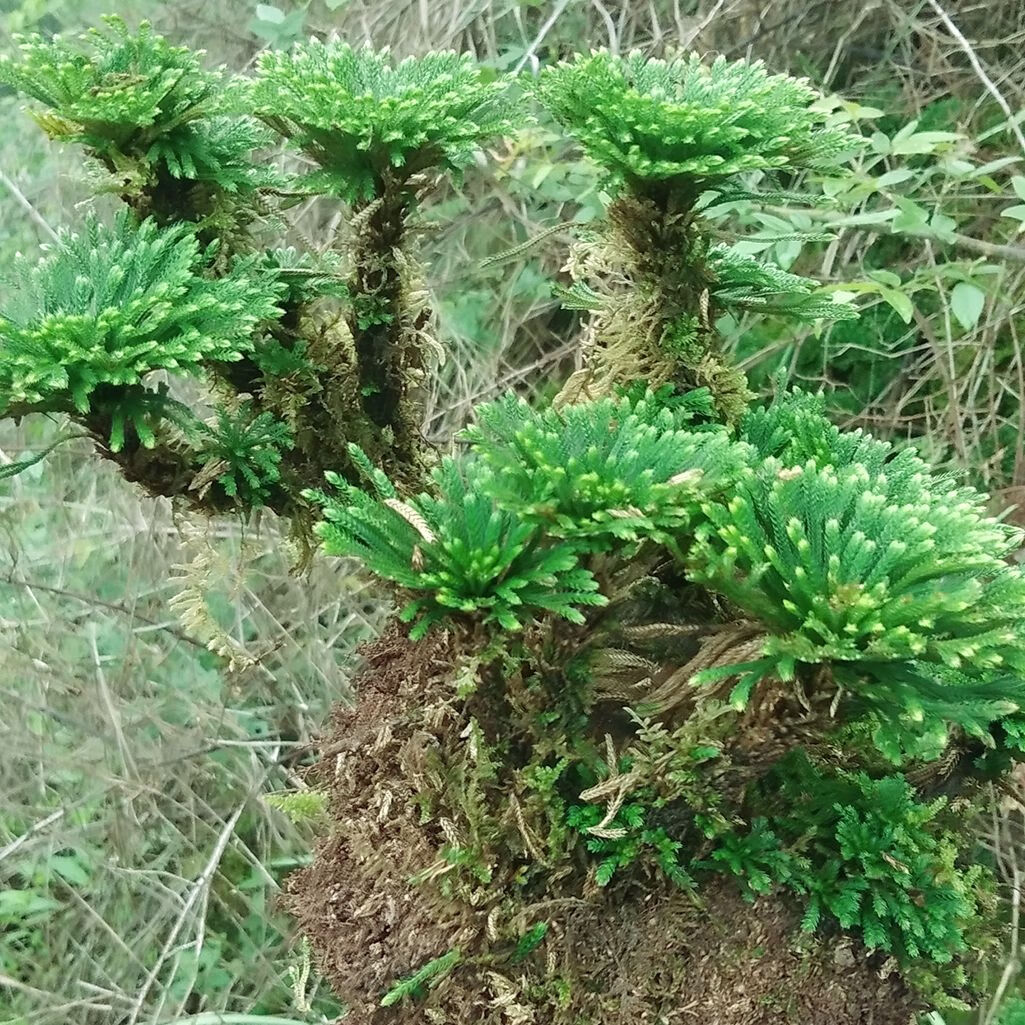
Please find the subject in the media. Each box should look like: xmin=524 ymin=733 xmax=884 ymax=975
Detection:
xmin=2 ymin=1 xmax=1025 ymax=1023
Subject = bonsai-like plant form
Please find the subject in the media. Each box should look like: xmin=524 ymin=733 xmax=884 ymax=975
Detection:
xmin=0 ymin=17 xmax=275 ymax=226
xmin=539 ymin=51 xmax=859 ymax=420
xmin=3 ymin=26 xmax=1025 ymax=1025
xmin=0 ymin=19 xmax=517 ymax=527
xmin=247 ymin=42 xmax=517 ymax=478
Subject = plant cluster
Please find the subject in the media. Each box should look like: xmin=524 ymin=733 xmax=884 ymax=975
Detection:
xmin=308 ymin=446 xmax=607 ymax=637
xmin=541 ymin=51 xmax=860 ymax=419
xmin=3 ymin=22 xmax=1024 ymax=1025
xmin=285 ymin=48 xmax=1025 ymax=1025
xmin=0 ymin=23 xmax=521 ymax=518
xmin=690 ymin=390 xmax=1025 ymax=760
xmin=300 ymin=376 xmax=1025 ymax=1018
xmin=711 ymin=755 xmax=984 ymax=964
xmin=463 ymin=389 xmax=742 ymax=544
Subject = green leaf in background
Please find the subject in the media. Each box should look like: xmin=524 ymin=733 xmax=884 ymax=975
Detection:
xmin=875 ymin=168 xmax=915 ymax=189
xmin=0 ymin=889 xmax=61 ymax=923
xmin=891 ymin=197 xmax=930 ymax=233
xmin=929 ymin=210 xmax=958 ymax=238
xmin=49 ymin=853 xmax=92 ymax=887
xmin=1004 ymin=176 xmax=1025 ymax=224
xmin=878 ymin=286 xmax=914 ymax=324
xmin=950 ymin=281 xmax=986 ymax=331
xmin=250 ymin=3 xmax=307 ymax=46
xmin=890 ymin=129 xmax=961 ymax=156
xmin=255 ymin=3 xmax=285 ymax=21
xmin=829 ymin=208 xmax=899 ymax=228
xmin=866 ymin=269 xmax=902 ymax=287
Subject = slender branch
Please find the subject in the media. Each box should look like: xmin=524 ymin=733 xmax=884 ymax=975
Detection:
xmin=0 ymin=807 xmax=66 ymax=863
xmin=1 ymin=574 xmax=207 ymax=650
xmin=0 ymin=167 xmax=60 ymax=243
xmin=762 ymin=205 xmax=1025 ymax=265
xmin=123 ymin=768 xmax=272 ymax=1025
xmin=924 ymin=0 xmax=1025 ymax=158
xmin=514 ymin=0 xmax=572 ymax=75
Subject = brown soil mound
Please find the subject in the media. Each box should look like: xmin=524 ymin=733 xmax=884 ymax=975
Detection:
xmin=560 ymin=880 xmax=917 ymax=1025
xmin=287 ymin=626 xmax=921 ymax=1025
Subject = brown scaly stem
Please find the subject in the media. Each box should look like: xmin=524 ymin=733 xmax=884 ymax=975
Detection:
xmin=345 ymin=175 xmax=432 ymax=487
xmin=558 ymin=181 xmax=751 ymax=421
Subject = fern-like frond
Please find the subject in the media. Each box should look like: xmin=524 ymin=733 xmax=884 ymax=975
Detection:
xmin=0 ymin=17 xmax=217 ymax=138
xmin=196 ymin=402 xmax=294 ymax=506
xmin=709 ymin=245 xmax=858 ymax=323
xmin=248 ymin=42 xmax=519 ymax=202
xmin=537 ymin=50 xmax=860 ymax=186
xmin=687 ymin=393 xmax=1025 ymax=752
xmin=260 ymin=245 xmax=349 ymax=305
xmin=464 ymin=391 xmax=746 ymax=546
xmin=0 ymin=213 xmax=284 ymax=418
xmin=767 ymin=756 xmax=980 ymax=963
xmin=307 ymin=448 xmax=607 ymax=637
xmin=145 ymin=115 xmax=280 ymax=193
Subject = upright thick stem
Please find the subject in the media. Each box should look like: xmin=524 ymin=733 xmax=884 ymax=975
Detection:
xmin=347 ymin=181 xmax=430 ymax=485
xmin=560 ymin=182 xmax=750 ymax=422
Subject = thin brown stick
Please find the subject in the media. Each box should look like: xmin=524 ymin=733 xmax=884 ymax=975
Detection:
xmin=924 ymin=0 xmax=1025 ymax=157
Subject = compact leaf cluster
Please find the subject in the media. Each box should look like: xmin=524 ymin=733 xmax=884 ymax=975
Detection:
xmin=725 ymin=756 xmax=983 ymax=964
xmin=309 ymin=391 xmax=745 ymax=637
xmin=708 ymin=244 xmax=861 ymax=323
xmin=537 ymin=50 xmax=859 ymax=186
xmin=309 ymin=447 xmax=607 ymax=637
xmin=689 ymin=391 xmax=1025 ymax=758
xmin=0 ymin=17 xmax=276 ymax=213
xmin=464 ymin=390 xmax=742 ymax=544
xmin=320 ymin=387 xmax=1025 ymax=761
xmin=2 ymin=22 xmax=1022 ymax=1024
xmin=248 ymin=43 xmax=518 ymax=202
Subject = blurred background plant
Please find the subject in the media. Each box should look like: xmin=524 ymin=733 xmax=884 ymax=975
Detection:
xmin=2 ymin=1 xmax=1025 ymax=1023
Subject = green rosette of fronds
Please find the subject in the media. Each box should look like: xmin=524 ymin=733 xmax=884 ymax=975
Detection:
xmin=247 ymin=42 xmax=519 ymax=202
xmin=0 ymin=17 xmax=273 ymax=196
xmin=0 ymin=213 xmax=284 ymax=442
xmin=463 ymin=390 xmax=747 ymax=546
xmin=306 ymin=445 xmax=606 ymax=638
xmin=686 ymin=394 xmax=1025 ymax=757
xmin=536 ymin=49 xmax=860 ymax=189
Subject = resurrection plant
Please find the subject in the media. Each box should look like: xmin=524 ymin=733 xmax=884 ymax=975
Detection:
xmin=4 ymin=25 xmax=1025 ymax=1025
xmin=0 ymin=19 xmax=518 ymax=524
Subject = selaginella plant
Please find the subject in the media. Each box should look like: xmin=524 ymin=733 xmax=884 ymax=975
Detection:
xmin=3 ymin=25 xmax=1025 ymax=1025
xmin=0 ymin=17 xmax=516 ymax=526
